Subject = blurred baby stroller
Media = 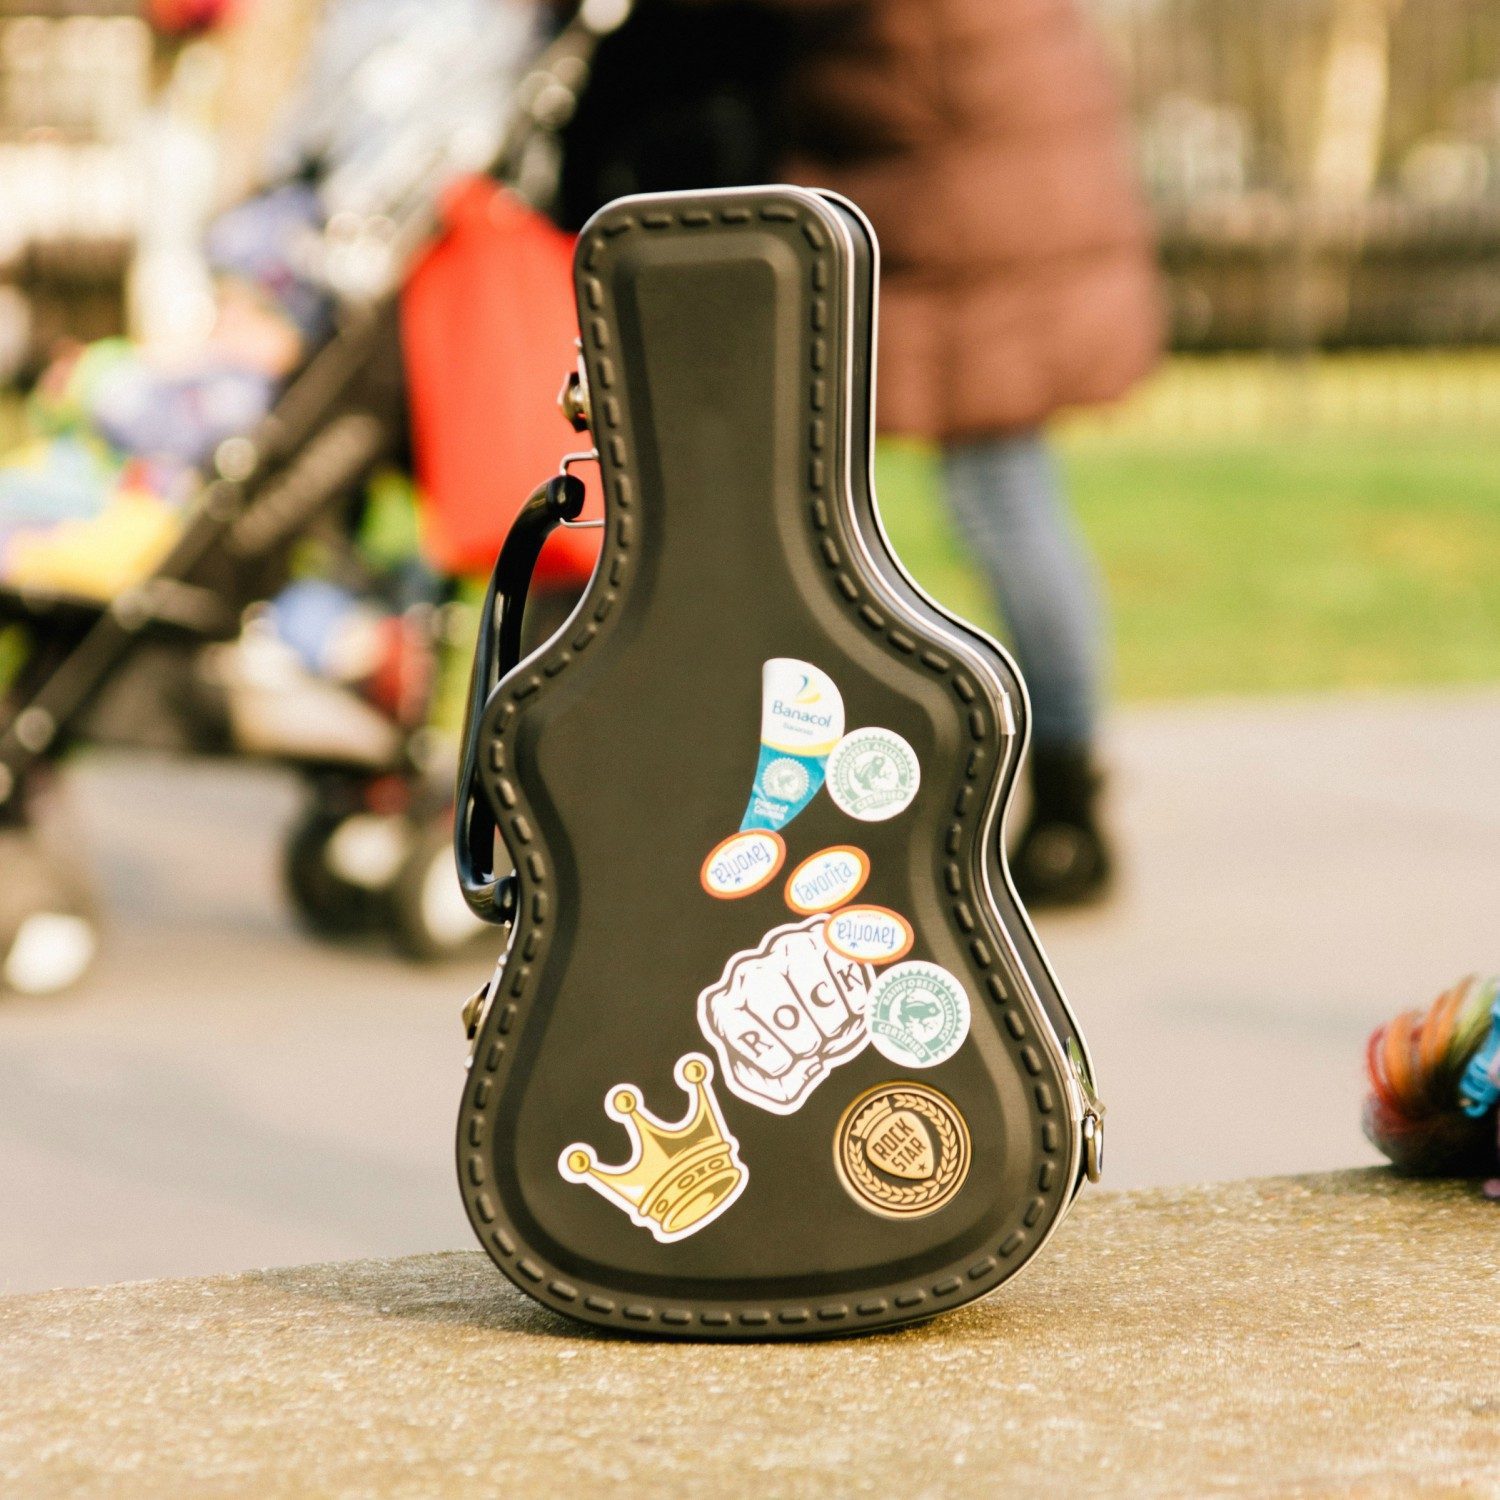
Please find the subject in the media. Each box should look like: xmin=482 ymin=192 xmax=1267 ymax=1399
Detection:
xmin=0 ymin=2 xmax=620 ymax=994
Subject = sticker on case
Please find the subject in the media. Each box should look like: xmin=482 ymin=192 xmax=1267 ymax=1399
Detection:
xmin=824 ymin=905 xmax=914 ymax=966
xmin=697 ymin=915 xmax=877 ymax=1115
xmin=865 ymin=961 xmax=971 ymax=1069
xmin=701 ymin=830 xmax=786 ymax=900
xmin=739 ymin=659 xmax=845 ymax=835
xmin=559 ymin=1053 xmax=748 ymax=1244
xmin=834 ymin=1081 xmax=971 ymax=1219
xmin=784 ymin=846 xmax=870 ymax=915
xmin=826 ymin=727 xmax=920 ymax=822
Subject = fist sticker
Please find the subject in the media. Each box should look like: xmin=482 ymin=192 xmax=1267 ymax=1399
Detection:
xmin=697 ymin=915 xmax=877 ymax=1115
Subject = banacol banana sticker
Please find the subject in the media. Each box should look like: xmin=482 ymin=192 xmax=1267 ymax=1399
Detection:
xmin=697 ymin=915 xmax=876 ymax=1115
xmin=824 ymin=904 xmax=914 ymax=966
xmin=784 ymin=846 xmax=870 ymax=915
xmin=701 ymin=830 xmax=786 ymax=900
xmin=739 ymin=659 xmax=845 ymax=835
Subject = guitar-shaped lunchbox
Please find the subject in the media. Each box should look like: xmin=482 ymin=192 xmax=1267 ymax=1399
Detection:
xmin=454 ymin=186 xmax=1104 ymax=1338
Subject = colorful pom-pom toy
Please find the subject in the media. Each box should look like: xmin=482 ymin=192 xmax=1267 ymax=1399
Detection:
xmin=1364 ymin=976 xmax=1500 ymax=1200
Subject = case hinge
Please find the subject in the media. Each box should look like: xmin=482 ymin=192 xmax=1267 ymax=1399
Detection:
xmin=1068 ymin=1038 xmax=1105 ymax=1183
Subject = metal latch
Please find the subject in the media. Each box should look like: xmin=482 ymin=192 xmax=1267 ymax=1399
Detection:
xmin=462 ymin=980 xmax=492 ymax=1044
xmin=462 ymin=952 xmax=512 ymax=1061
xmin=559 ymin=352 xmax=591 ymax=433
xmin=1067 ymin=1038 xmax=1106 ymax=1184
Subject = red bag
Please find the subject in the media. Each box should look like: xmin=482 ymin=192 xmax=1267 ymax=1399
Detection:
xmin=147 ymin=0 xmax=238 ymax=32
xmin=401 ymin=178 xmax=600 ymax=587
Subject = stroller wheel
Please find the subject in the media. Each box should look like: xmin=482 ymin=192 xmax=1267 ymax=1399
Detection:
xmin=386 ymin=816 xmax=490 ymax=963
xmin=0 ymin=830 xmax=98 ymax=997
xmin=282 ymin=810 xmax=382 ymax=938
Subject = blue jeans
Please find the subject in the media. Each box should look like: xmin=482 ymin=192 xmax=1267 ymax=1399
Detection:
xmin=940 ymin=433 xmax=1103 ymax=749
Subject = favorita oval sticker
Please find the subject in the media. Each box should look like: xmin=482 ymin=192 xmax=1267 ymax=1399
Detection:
xmin=784 ymin=846 xmax=871 ymax=915
xmin=824 ymin=905 xmax=914 ymax=965
xmin=701 ymin=831 xmax=786 ymax=899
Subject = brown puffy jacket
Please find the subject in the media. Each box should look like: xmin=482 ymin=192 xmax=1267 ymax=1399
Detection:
xmin=773 ymin=0 xmax=1164 ymax=440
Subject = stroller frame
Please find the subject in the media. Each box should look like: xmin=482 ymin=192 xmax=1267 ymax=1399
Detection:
xmin=0 ymin=8 xmax=628 ymax=988
xmin=0 ymin=300 xmax=402 ymax=809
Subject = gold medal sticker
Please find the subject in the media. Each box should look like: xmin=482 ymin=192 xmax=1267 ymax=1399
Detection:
xmin=834 ymin=1081 xmax=971 ymax=1219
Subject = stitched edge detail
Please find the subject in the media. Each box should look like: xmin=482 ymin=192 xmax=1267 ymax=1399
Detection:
xmin=458 ymin=196 xmax=1066 ymax=1334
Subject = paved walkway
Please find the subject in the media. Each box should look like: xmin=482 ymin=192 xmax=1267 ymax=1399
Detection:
xmin=2 ymin=688 xmax=1497 ymax=1294
xmin=3 ymin=1171 xmax=1496 ymax=1498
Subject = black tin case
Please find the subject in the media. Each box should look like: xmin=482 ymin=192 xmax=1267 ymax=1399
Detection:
xmin=455 ymin=186 xmax=1103 ymax=1338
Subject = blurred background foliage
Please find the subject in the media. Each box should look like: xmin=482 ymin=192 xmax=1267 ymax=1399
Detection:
xmin=1 ymin=0 xmax=1499 ymax=705
xmin=886 ymin=0 xmax=1500 ymax=701
xmin=880 ymin=373 xmax=1500 ymax=700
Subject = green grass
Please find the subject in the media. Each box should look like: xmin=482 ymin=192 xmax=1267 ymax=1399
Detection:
xmin=9 ymin=360 xmax=1500 ymax=704
xmin=875 ymin=362 xmax=1500 ymax=701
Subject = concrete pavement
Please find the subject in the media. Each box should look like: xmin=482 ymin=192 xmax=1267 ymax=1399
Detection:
xmin=2 ymin=687 xmax=1497 ymax=1295
xmin=3 ymin=1171 xmax=1496 ymax=1498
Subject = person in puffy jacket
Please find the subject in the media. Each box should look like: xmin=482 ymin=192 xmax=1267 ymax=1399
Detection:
xmin=781 ymin=0 xmax=1163 ymax=906
xmin=565 ymin=0 xmax=1163 ymax=906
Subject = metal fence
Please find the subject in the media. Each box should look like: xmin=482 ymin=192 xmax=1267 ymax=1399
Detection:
xmin=3 ymin=0 xmax=1500 ymax=436
xmin=1094 ymin=0 xmax=1500 ymax=352
xmin=0 ymin=2 xmax=148 ymax=375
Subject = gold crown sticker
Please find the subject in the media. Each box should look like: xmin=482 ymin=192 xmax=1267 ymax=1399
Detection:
xmin=559 ymin=1052 xmax=749 ymax=1243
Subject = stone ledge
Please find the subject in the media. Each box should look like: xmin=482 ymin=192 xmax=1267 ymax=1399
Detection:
xmin=2 ymin=1170 xmax=1496 ymax=1498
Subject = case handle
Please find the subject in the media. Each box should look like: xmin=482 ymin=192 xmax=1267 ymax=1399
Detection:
xmin=454 ymin=471 xmax=586 ymax=924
